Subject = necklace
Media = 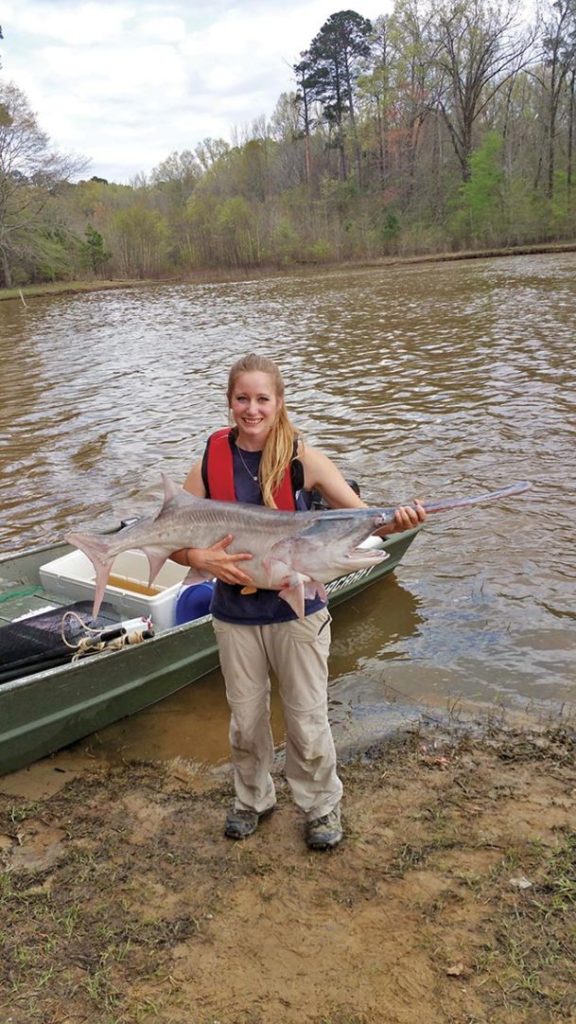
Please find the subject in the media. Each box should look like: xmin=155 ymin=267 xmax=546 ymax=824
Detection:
xmin=236 ymin=444 xmax=260 ymax=482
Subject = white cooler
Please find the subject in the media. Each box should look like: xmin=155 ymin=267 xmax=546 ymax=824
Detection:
xmin=39 ymin=549 xmax=189 ymax=630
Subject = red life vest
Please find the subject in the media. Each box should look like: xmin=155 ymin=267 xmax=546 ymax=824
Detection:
xmin=204 ymin=428 xmax=297 ymax=511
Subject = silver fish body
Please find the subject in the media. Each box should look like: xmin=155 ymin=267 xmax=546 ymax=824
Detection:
xmin=66 ymin=475 xmax=391 ymax=619
xmin=65 ymin=476 xmax=531 ymax=620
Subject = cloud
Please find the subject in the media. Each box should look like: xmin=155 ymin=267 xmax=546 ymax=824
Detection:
xmin=1 ymin=0 xmax=389 ymax=182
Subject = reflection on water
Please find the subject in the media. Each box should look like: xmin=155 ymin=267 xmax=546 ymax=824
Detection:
xmin=1 ymin=253 xmax=575 ymax=762
xmin=330 ymin=574 xmax=423 ymax=665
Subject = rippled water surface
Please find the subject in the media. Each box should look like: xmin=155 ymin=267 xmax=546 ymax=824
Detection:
xmin=1 ymin=254 xmax=574 ymax=761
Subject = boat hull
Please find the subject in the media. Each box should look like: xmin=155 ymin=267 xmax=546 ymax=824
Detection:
xmin=0 ymin=528 xmax=420 ymax=776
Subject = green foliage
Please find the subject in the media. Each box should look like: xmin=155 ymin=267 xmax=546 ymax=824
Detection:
xmin=215 ymin=196 xmax=258 ymax=265
xmin=0 ymin=81 xmax=86 ymax=287
xmin=271 ymin=217 xmax=300 ymax=264
xmin=550 ymin=171 xmax=576 ymax=234
xmin=111 ymin=207 xmax=169 ymax=278
xmin=305 ymin=239 xmax=333 ymax=262
xmin=380 ymin=209 xmax=401 ymax=244
xmin=502 ymin=174 xmax=543 ymax=245
xmin=79 ymin=225 xmax=112 ymax=275
xmin=451 ymin=132 xmax=505 ymax=246
xmin=33 ymin=229 xmax=75 ymax=282
xmin=183 ymin=191 xmax=218 ymax=266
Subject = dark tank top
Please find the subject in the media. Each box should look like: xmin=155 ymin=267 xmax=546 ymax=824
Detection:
xmin=210 ymin=446 xmax=326 ymax=625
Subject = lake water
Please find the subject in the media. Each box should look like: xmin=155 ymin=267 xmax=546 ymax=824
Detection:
xmin=1 ymin=253 xmax=574 ymax=763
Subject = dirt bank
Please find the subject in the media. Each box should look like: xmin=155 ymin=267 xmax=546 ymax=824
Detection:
xmin=0 ymin=722 xmax=574 ymax=1024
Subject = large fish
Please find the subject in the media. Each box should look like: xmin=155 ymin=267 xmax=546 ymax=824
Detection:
xmin=65 ymin=477 xmax=531 ymax=619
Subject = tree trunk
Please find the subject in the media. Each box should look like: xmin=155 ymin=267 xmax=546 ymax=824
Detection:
xmin=567 ymin=69 xmax=575 ymax=207
xmin=547 ymin=65 xmax=558 ymax=201
xmin=376 ymin=97 xmax=387 ymax=187
xmin=0 ymin=246 xmax=12 ymax=289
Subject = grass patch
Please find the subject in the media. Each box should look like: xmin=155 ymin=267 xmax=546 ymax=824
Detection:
xmin=476 ymin=829 xmax=576 ymax=1016
xmin=0 ymin=279 xmax=153 ymax=302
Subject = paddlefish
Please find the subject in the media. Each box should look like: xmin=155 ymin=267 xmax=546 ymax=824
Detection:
xmin=66 ymin=477 xmax=531 ymax=620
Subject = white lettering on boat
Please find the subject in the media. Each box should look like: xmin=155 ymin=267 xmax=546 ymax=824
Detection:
xmin=326 ymin=566 xmax=374 ymax=596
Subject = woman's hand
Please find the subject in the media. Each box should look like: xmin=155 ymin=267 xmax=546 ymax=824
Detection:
xmin=185 ymin=534 xmax=254 ymax=586
xmin=386 ymin=499 xmax=426 ymax=534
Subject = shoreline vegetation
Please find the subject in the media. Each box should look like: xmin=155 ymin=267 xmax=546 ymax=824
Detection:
xmin=0 ymin=717 xmax=574 ymax=1023
xmin=2 ymin=241 xmax=576 ymax=303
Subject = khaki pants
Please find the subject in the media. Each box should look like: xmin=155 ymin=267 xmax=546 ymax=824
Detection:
xmin=212 ymin=609 xmax=343 ymax=821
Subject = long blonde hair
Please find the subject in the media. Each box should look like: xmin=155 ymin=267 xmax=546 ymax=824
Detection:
xmin=227 ymin=352 xmax=299 ymax=508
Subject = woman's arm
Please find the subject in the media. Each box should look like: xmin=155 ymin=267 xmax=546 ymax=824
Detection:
xmin=301 ymin=445 xmax=426 ymax=534
xmin=170 ymin=459 xmax=254 ymax=584
xmin=181 ymin=459 xmax=207 ymax=499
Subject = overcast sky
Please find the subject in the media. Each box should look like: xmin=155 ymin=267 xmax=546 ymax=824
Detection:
xmin=1 ymin=0 xmax=392 ymax=184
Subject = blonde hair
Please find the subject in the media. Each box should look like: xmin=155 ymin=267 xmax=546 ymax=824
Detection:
xmin=227 ymin=352 xmax=299 ymax=508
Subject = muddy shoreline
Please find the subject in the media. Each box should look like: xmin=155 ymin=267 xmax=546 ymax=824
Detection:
xmin=1 ymin=719 xmax=574 ymax=1024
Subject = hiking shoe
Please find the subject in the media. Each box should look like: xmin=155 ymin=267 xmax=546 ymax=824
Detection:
xmin=224 ymin=804 xmax=276 ymax=840
xmin=305 ymin=805 xmax=343 ymax=850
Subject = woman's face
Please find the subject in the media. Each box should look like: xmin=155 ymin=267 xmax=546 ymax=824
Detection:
xmin=229 ymin=370 xmax=282 ymax=446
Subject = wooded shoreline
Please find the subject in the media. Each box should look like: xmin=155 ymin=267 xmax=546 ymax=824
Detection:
xmin=3 ymin=2 xmax=576 ymax=294
xmin=2 ymin=240 xmax=575 ymax=303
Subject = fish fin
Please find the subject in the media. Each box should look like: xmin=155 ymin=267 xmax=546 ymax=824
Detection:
xmin=279 ymin=581 xmax=306 ymax=619
xmin=144 ymin=547 xmax=170 ymax=584
xmin=161 ymin=472 xmax=182 ymax=503
xmin=148 ymin=473 xmax=182 ymax=522
xmin=262 ymin=556 xmax=298 ymax=590
xmin=65 ymin=532 xmax=113 ymax=617
xmin=154 ymin=474 xmax=202 ymax=521
xmin=240 ymin=585 xmax=258 ymax=595
xmin=305 ymin=580 xmax=328 ymax=602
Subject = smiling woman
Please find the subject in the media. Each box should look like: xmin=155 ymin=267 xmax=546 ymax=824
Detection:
xmin=169 ymin=351 xmax=425 ymax=851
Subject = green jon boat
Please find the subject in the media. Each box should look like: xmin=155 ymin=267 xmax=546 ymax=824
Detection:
xmin=0 ymin=528 xmax=420 ymax=777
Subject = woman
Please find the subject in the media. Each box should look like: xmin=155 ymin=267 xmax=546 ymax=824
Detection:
xmin=172 ymin=353 xmax=425 ymax=850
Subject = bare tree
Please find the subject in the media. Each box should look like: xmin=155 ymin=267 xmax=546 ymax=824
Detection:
xmin=0 ymin=82 xmax=87 ymax=287
xmin=429 ymin=0 xmax=532 ymax=181
xmin=531 ymin=0 xmax=576 ymax=199
xmin=387 ymin=0 xmax=445 ymax=199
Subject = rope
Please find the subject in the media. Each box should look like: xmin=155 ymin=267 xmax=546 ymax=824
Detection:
xmin=70 ymin=631 xmax=148 ymax=662
xmin=60 ymin=610 xmax=151 ymax=662
xmin=61 ymin=610 xmax=102 ymax=646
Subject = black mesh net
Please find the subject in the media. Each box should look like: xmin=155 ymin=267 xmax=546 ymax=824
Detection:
xmin=0 ymin=602 xmax=120 ymax=684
